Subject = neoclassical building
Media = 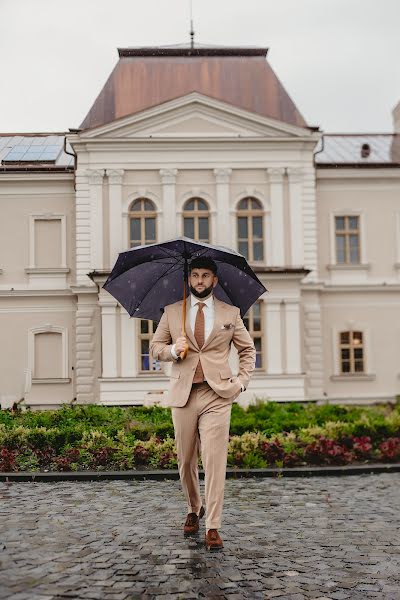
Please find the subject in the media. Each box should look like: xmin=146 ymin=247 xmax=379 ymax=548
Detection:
xmin=1 ymin=45 xmax=399 ymax=410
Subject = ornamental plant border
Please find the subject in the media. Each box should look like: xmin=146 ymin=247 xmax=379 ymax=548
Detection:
xmin=1 ymin=401 xmax=399 ymax=473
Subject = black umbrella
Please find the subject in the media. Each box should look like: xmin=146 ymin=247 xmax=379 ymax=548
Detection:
xmin=103 ymin=236 xmax=268 ymax=358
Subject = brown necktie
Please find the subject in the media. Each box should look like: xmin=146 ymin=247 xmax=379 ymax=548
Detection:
xmin=192 ymin=302 xmax=206 ymax=383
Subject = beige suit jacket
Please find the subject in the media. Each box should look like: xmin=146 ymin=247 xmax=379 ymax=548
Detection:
xmin=150 ymin=295 xmax=256 ymax=407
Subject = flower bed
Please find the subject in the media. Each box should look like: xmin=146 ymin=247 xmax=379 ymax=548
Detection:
xmin=0 ymin=401 xmax=399 ymax=472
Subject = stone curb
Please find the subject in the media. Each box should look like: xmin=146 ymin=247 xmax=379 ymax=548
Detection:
xmin=0 ymin=462 xmax=399 ymax=482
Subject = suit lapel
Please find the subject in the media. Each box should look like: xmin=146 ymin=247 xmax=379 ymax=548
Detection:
xmin=201 ymin=296 xmax=224 ymax=351
xmin=183 ymin=296 xmax=199 ymax=350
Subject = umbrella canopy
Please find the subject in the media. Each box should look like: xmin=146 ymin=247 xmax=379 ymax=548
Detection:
xmin=103 ymin=237 xmax=268 ymax=322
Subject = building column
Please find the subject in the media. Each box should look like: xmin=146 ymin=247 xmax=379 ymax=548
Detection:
xmin=120 ymin=310 xmax=137 ymax=377
xmin=268 ymin=167 xmax=285 ymax=266
xmin=266 ymin=301 xmax=283 ymax=374
xmin=214 ymin=168 xmax=232 ymax=248
xmin=100 ymin=298 xmax=119 ymax=378
xmin=88 ymin=169 xmax=104 ymax=270
xmin=160 ymin=169 xmax=178 ymax=240
xmin=287 ymin=167 xmax=304 ymax=267
xmin=107 ymin=169 xmax=124 ymax=267
xmin=284 ymin=300 xmax=302 ymax=373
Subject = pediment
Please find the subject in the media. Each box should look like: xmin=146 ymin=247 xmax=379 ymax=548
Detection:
xmin=80 ymin=93 xmax=312 ymax=140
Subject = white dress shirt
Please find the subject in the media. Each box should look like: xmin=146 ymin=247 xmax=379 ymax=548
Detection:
xmin=170 ymin=293 xmax=245 ymax=391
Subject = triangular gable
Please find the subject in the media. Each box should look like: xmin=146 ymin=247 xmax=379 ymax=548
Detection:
xmin=79 ymin=93 xmax=313 ymax=140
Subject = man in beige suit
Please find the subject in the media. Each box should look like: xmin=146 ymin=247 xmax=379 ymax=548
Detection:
xmin=150 ymin=257 xmax=256 ymax=550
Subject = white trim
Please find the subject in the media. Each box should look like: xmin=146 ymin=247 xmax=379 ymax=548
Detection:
xmin=87 ymin=169 xmax=104 ymax=270
xmin=159 ymin=169 xmax=178 ymax=239
xmin=178 ymin=191 xmax=215 ymax=241
xmin=28 ymin=325 xmax=69 ymax=380
xmin=75 ymin=92 xmax=316 ymax=140
xmin=107 ymin=169 xmax=125 ymax=266
xmin=232 ymin=191 xmax=271 ymax=265
xmin=328 ymin=209 xmax=369 ymax=284
xmin=395 ymin=211 xmax=400 ymax=266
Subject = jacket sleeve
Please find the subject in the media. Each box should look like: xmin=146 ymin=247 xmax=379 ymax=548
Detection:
xmin=232 ymin=308 xmax=256 ymax=390
xmin=149 ymin=307 xmax=176 ymax=363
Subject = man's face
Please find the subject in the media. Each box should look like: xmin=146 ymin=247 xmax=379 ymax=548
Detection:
xmin=189 ymin=268 xmax=218 ymax=298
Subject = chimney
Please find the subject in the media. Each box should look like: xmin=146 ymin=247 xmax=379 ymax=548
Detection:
xmin=393 ymin=101 xmax=400 ymax=133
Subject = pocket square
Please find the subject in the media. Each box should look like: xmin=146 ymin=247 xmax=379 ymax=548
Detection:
xmin=221 ymin=323 xmax=234 ymax=330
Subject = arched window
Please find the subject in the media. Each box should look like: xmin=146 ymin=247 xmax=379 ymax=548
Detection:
xmin=129 ymin=198 xmax=157 ymax=247
xmin=237 ymin=197 xmax=264 ymax=261
xmin=339 ymin=331 xmax=364 ymax=373
xmin=182 ymin=198 xmax=210 ymax=242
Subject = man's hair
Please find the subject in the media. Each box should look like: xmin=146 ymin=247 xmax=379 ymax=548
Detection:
xmin=189 ymin=256 xmax=218 ymax=276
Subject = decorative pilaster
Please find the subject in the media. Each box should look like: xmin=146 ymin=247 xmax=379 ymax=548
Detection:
xmin=75 ymin=169 xmax=92 ymax=285
xmin=302 ymin=164 xmax=319 ymax=281
xmin=160 ymin=169 xmax=178 ymax=240
xmin=284 ymin=300 xmax=302 ymax=373
xmin=303 ymin=291 xmax=324 ymax=398
xmin=88 ymin=169 xmax=104 ymax=270
xmin=266 ymin=301 xmax=283 ymax=374
xmin=268 ymin=168 xmax=285 ymax=266
xmin=107 ymin=169 xmax=124 ymax=267
xmin=120 ymin=310 xmax=137 ymax=377
xmin=214 ymin=168 xmax=232 ymax=247
xmin=75 ymin=291 xmax=99 ymax=404
xmin=100 ymin=300 xmax=119 ymax=378
xmin=287 ymin=167 xmax=304 ymax=267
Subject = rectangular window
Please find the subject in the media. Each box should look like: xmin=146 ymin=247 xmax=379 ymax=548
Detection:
xmin=34 ymin=332 xmax=63 ymax=379
xmin=243 ymin=301 xmax=264 ymax=370
xmin=35 ymin=219 xmax=62 ymax=268
xmin=335 ymin=216 xmax=360 ymax=264
xmin=339 ymin=330 xmax=364 ymax=374
xmin=139 ymin=319 xmax=161 ymax=372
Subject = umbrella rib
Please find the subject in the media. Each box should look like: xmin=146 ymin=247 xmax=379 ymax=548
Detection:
xmin=129 ymin=261 xmax=184 ymax=317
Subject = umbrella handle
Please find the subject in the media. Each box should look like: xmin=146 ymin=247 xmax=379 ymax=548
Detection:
xmin=180 ymin=266 xmax=189 ymax=360
xmin=179 ymin=338 xmax=188 ymax=360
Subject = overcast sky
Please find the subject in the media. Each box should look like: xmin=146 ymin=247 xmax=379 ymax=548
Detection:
xmin=0 ymin=0 xmax=398 ymax=133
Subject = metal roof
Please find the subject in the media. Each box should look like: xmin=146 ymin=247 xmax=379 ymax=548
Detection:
xmin=80 ymin=46 xmax=308 ymax=130
xmin=314 ymin=134 xmax=400 ymax=166
xmin=0 ymin=135 xmax=74 ymax=171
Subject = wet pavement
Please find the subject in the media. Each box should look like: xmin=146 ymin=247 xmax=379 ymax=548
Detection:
xmin=0 ymin=473 xmax=399 ymax=599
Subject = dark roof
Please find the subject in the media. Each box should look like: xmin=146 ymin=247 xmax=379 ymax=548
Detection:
xmin=314 ymin=134 xmax=400 ymax=167
xmin=80 ymin=45 xmax=308 ymax=130
xmin=0 ymin=134 xmax=74 ymax=172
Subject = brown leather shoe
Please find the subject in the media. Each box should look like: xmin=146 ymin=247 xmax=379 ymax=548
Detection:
xmin=205 ymin=528 xmax=223 ymax=550
xmin=183 ymin=505 xmax=205 ymax=534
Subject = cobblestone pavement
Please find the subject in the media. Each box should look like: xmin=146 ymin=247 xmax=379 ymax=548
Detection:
xmin=0 ymin=474 xmax=399 ymax=600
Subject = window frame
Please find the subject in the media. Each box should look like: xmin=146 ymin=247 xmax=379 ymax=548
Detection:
xmin=236 ymin=197 xmax=264 ymax=263
xmin=182 ymin=197 xmax=211 ymax=243
xmin=243 ymin=300 xmax=265 ymax=371
xmin=137 ymin=319 xmax=162 ymax=374
xmin=128 ymin=198 xmax=157 ymax=248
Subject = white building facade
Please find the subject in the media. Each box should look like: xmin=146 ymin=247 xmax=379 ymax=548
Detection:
xmin=1 ymin=46 xmax=399 ymax=409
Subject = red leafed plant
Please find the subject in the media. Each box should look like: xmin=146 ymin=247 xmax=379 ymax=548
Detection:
xmin=133 ymin=445 xmax=150 ymax=466
xmin=352 ymin=436 xmax=373 ymax=459
xmin=378 ymin=437 xmax=400 ymax=462
xmin=304 ymin=437 xmax=354 ymax=466
xmin=260 ymin=438 xmax=286 ymax=465
xmin=0 ymin=448 xmax=17 ymax=472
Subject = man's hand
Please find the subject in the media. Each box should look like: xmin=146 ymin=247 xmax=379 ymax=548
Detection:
xmin=175 ymin=336 xmax=187 ymax=354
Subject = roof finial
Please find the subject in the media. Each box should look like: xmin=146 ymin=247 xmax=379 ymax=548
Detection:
xmin=189 ymin=0 xmax=195 ymax=49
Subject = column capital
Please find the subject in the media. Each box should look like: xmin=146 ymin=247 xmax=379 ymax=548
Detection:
xmin=87 ymin=169 xmax=104 ymax=185
xmin=267 ymin=167 xmax=285 ymax=183
xmin=213 ymin=168 xmax=232 ymax=184
xmin=159 ymin=169 xmax=178 ymax=184
xmin=287 ymin=167 xmax=303 ymax=183
xmin=106 ymin=169 xmax=124 ymax=185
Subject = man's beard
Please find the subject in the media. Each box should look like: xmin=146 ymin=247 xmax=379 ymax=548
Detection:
xmin=189 ymin=284 xmax=214 ymax=299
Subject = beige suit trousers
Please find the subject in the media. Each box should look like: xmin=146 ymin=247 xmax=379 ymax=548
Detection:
xmin=171 ymin=381 xmax=235 ymax=530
